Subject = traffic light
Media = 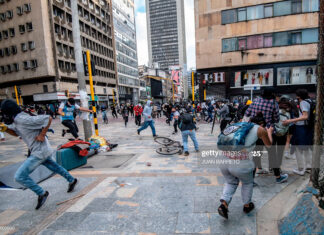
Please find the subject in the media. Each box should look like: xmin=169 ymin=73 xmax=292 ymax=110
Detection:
xmin=202 ymin=79 xmax=206 ymax=90
xmin=194 ymin=72 xmax=199 ymax=86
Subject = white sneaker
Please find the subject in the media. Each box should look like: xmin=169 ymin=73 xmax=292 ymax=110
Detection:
xmin=293 ymin=169 xmax=305 ymax=176
xmin=285 ymin=153 xmax=296 ymax=160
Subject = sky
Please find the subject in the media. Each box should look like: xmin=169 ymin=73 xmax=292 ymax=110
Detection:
xmin=134 ymin=0 xmax=196 ymax=70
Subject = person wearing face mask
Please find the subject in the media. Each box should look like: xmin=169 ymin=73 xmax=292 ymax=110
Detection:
xmin=58 ymin=98 xmax=93 ymax=140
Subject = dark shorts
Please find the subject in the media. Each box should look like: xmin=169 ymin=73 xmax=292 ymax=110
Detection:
xmin=291 ymin=125 xmax=313 ymax=149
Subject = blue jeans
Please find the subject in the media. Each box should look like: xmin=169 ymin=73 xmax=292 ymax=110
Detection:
xmin=138 ymin=120 xmax=156 ymax=136
xmin=15 ymin=155 xmax=75 ymax=196
xmin=220 ymin=160 xmax=254 ymax=205
xmin=181 ymin=130 xmax=199 ymax=152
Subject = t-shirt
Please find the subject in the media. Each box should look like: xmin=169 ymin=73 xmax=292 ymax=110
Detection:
xmin=59 ymin=102 xmax=80 ymax=121
xmin=8 ymin=112 xmax=54 ymax=160
xmin=296 ymin=100 xmax=310 ymax=126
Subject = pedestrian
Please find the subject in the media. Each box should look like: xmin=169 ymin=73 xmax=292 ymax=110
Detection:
xmin=217 ymin=113 xmax=273 ymax=219
xmin=137 ymin=100 xmax=157 ymax=137
xmin=101 ymin=104 xmax=108 ymax=124
xmin=178 ymin=109 xmax=199 ymax=156
xmin=172 ymin=107 xmax=180 ymax=134
xmin=58 ymin=98 xmax=92 ymax=140
xmin=121 ymin=104 xmax=129 ymax=127
xmin=0 ymin=99 xmax=78 ymax=210
xmin=129 ymin=103 xmax=134 ymax=117
xmin=217 ymin=101 xmax=230 ymax=132
xmin=205 ymin=102 xmax=214 ymax=123
xmin=111 ymin=104 xmax=118 ymax=118
xmin=134 ymin=103 xmax=143 ymax=126
xmin=282 ymin=89 xmax=314 ymax=175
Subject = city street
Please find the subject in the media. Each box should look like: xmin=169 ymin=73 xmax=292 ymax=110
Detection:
xmin=0 ymin=114 xmax=305 ymax=235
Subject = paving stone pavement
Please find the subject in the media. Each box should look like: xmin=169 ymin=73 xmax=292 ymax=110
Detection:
xmin=0 ymin=115 xmax=301 ymax=234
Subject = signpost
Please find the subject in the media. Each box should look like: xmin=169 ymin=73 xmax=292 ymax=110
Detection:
xmin=244 ymin=84 xmax=260 ymax=100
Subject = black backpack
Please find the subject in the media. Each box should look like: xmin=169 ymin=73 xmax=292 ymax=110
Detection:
xmin=182 ymin=113 xmax=192 ymax=124
xmin=299 ymin=99 xmax=316 ymax=129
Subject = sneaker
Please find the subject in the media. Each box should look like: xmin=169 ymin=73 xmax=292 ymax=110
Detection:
xmin=243 ymin=202 xmax=255 ymax=214
xmin=62 ymin=129 xmax=66 ymax=137
xmin=293 ymin=169 xmax=305 ymax=176
xmin=195 ymin=149 xmax=200 ymax=153
xmin=35 ymin=191 xmax=49 ymax=210
xmin=276 ymin=174 xmax=288 ymax=184
xmin=67 ymin=179 xmax=78 ymax=193
xmin=285 ymin=153 xmax=296 ymax=160
xmin=184 ymin=151 xmax=189 ymax=156
xmin=253 ymin=181 xmax=259 ymax=187
xmin=257 ymin=169 xmax=269 ymax=175
xmin=153 ymin=135 xmax=157 ymax=137
xmin=137 ymin=130 xmax=140 ymax=135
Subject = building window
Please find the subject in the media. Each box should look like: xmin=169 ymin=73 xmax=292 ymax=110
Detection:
xmin=222 ymin=38 xmax=237 ymax=52
xmin=264 ymin=34 xmax=273 ymax=47
xmin=14 ymin=63 xmax=19 ymax=71
xmin=21 ymin=43 xmax=28 ymax=52
xmin=17 ymin=6 xmax=23 ymax=15
xmin=26 ymin=22 xmax=33 ymax=31
xmin=278 ymin=65 xmax=316 ymax=85
xmin=28 ymin=41 xmax=35 ymax=50
xmin=237 ymin=8 xmax=246 ymax=21
xmin=43 ymin=85 xmax=48 ymax=93
xmin=11 ymin=45 xmax=17 ymax=54
xmin=291 ymin=31 xmax=302 ymax=44
xmin=302 ymin=28 xmax=318 ymax=43
xmin=273 ymin=31 xmax=289 ymax=46
xmin=30 ymin=59 xmax=38 ymax=69
xmin=24 ymin=3 xmax=32 ymax=12
xmin=238 ymin=37 xmax=247 ymax=50
xmin=221 ymin=9 xmax=237 ymax=24
xmin=292 ymin=0 xmax=302 ymax=14
xmin=0 ymin=12 xmax=6 ymax=21
xmin=3 ymin=30 xmax=8 ymax=39
xmin=5 ymin=47 xmax=10 ymax=56
xmin=19 ymin=24 xmax=25 ymax=34
xmin=0 ymin=49 xmax=4 ymax=57
xmin=264 ymin=4 xmax=273 ymax=18
xmin=6 ymin=10 xmax=13 ymax=19
xmin=303 ymin=0 xmax=319 ymax=12
xmin=247 ymin=35 xmax=264 ymax=49
xmin=23 ymin=61 xmax=30 ymax=70
xmin=103 ymin=88 xmax=106 ymax=94
xmin=0 ymin=31 xmax=2 ymax=41
xmin=247 ymin=5 xmax=264 ymax=20
xmin=7 ymin=65 xmax=12 ymax=73
xmin=274 ymin=1 xmax=291 ymax=16
xmin=9 ymin=28 xmax=15 ymax=37
xmin=0 ymin=66 xmax=6 ymax=74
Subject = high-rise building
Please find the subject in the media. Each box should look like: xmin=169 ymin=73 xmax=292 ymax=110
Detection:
xmin=195 ymin=0 xmax=318 ymax=101
xmin=0 ymin=0 xmax=117 ymax=104
xmin=146 ymin=0 xmax=188 ymax=99
xmin=112 ymin=0 xmax=139 ymax=104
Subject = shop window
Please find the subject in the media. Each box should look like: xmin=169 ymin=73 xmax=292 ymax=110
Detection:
xmin=9 ymin=28 xmax=15 ymax=37
xmin=247 ymin=5 xmax=264 ymax=20
xmin=221 ymin=9 xmax=237 ymax=24
xmin=264 ymin=34 xmax=273 ymax=47
xmin=247 ymin=35 xmax=263 ymax=49
xmin=238 ymin=37 xmax=247 ymax=50
xmin=26 ymin=22 xmax=33 ymax=31
xmin=278 ymin=65 xmax=316 ymax=85
xmin=264 ymin=4 xmax=273 ymax=18
xmin=222 ymin=38 xmax=237 ymax=52
xmin=19 ymin=24 xmax=25 ymax=34
xmin=238 ymin=8 xmax=246 ymax=21
xmin=302 ymin=28 xmax=318 ymax=43
xmin=292 ymin=0 xmax=302 ymax=14
xmin=273 ymin=31 xmax=289 ymax=46
xmin=274 ymin=1 xmax=291 ymax=16
xmin=291 ymin=31 xmax=302 ymax=44
xmin=302 ymin=0 xmax=319 ymax=12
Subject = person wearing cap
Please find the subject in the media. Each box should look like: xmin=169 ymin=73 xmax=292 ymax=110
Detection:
xmin=0 ymin=99 xmax=78 ymax=210
xmin=58 ymin=98 xmax=93 ymax=140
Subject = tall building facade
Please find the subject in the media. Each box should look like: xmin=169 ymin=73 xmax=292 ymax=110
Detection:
xmin=195 ymin=0 xmax=319 ymax=101
xmin=112 ymin=0 xmax=139 ymax=104
xmin=146 ymin=0 xmax=188 ymax=99
xmin=0 ymin=0 xmax=117 ymax=104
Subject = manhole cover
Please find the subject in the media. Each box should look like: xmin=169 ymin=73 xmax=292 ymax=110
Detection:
xmin=85 ymin=154 xmax=135 ymax=169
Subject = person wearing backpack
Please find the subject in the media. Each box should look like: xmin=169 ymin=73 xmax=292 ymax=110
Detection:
xmin=178 ymin=110 xmax=199 ymax=156
xmin=217 ymin=113 xmax=275 ymax=219
xmin=282 ymin=89 xmax=314 ymax=175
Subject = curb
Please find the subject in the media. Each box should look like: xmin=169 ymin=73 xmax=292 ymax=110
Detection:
xmin=257 ymin=175 xmax=310 ymax=235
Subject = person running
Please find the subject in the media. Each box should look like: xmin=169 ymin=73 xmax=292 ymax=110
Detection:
xmin=134 ymin=103 xmax=143 ymax=126
xmin=58 ymin=98 xmax=92 ymax=140
xmin=137 ymin=100 xmax=157 ymax=137
xmin=101 ymin=104 xmax=108 ymax=124
xmin=172 ymin=107 xmax=180 ymax=134
xmin=217 ymin=113 xmax=273 ymax=219
xmin=282 ymin=89 xmax=314 ymax=175
xmin=205 ymin=102 xmax=214 ymax=123
xmin=129 ymin=103 xmax=134 ymax=117
xmin=121 ymin=104 xmax=129 ymax=127
xmin=178 ymin=110 xmax=199 ymax=156
xmin=111 ymin=104 xmax=118 ymax=118
xmin=0 ymin=99 xmax=78 ymax=210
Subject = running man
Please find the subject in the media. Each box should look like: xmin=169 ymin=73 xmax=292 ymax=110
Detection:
xmin=58 ymin=98 xmax=92 ymax=140
xmin=137 ymin=100 xmax=157 ymax=137
xmin=0 ymin=99 xmax=78 ymax=210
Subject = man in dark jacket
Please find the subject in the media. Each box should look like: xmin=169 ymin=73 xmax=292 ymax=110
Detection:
xmin=178 ymin=111 xmax=199 ymax=156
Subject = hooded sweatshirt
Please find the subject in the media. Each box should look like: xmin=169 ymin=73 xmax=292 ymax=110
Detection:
xmin=143 ymin=100 xmax=153 ymax=121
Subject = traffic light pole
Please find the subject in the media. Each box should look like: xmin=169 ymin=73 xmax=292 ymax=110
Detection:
xmin=192 ymin=71 xmax=195 ymax=108
xmin=71 ymin=0 xmax=92 ymax=140
xmin=14 ymin=86 xmax=19 ymax=105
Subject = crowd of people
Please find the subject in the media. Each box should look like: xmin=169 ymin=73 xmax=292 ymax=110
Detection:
xmin=0 ymin=87 xmax=316 ymax=216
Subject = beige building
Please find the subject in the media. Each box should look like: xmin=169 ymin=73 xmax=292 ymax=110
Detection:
xmin=0 ymin=0 xmax=117 ymax=104
xmin=195 ymin=0 xmax=319 ymax=100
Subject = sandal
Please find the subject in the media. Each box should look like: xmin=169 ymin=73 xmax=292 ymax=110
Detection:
xmin=243 ymin=202 xmax=255 ymax=214
xmin=218 ymin=204 xmax=228 ymax=219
